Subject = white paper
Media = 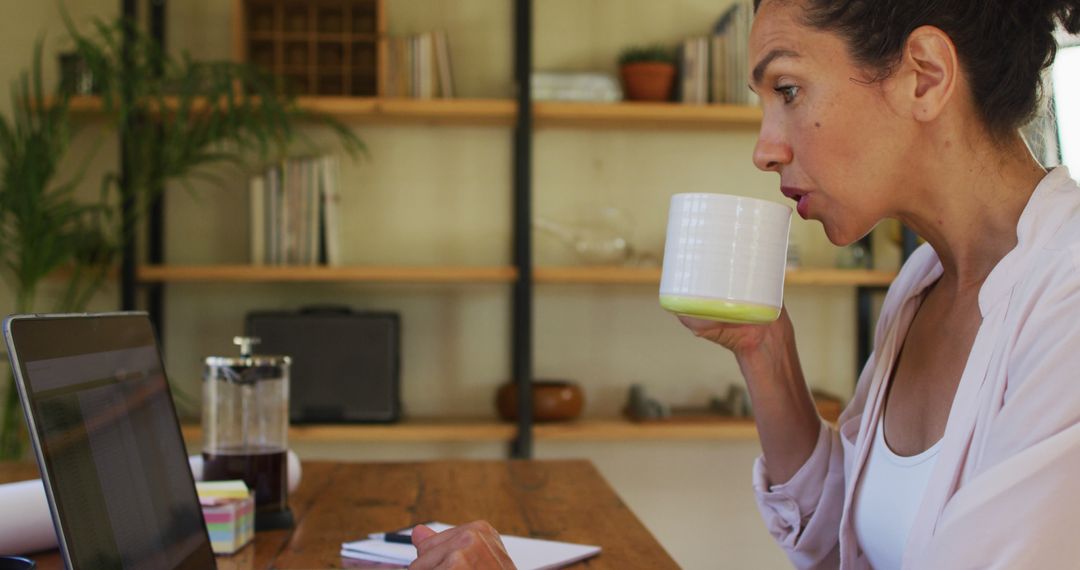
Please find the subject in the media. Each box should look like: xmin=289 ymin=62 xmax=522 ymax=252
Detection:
xmin=341 ymin=522 xmax=602 ymax=570
xmin=0 ymin=450 xmax=303 ymax=556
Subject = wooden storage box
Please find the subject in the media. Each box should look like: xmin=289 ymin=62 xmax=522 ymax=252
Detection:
xmin=234 ymin=0 xmax=383 ymax=96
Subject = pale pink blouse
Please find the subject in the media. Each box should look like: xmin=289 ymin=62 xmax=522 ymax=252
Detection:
xmin=752 ymin=167 xmax=1080 ymax=569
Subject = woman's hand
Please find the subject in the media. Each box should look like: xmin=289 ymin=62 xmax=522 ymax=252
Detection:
xmin=677 ymin=306 xmax=794 ymax=358
xmin=409 ymin=521 xmax=516 ymax=570
xmin=678 ymin=306 xmax=821 ymax=483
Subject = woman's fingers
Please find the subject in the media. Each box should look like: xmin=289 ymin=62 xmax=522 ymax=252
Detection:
xmin=409 ymin=521 xmax=515 ymax=570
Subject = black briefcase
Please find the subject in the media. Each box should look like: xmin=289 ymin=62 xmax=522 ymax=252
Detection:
xmin=246 ymin=306 xmax=401 ymax=423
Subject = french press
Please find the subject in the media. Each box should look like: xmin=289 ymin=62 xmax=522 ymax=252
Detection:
xmin=203 ymin=336 xmax=293 ymax=530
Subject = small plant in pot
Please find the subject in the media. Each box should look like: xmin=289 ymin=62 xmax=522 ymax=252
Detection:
xmin=617 ymin=44 xmax=676 ymax=102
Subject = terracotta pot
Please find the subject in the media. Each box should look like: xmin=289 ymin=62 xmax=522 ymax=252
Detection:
xmin=496 ymin=380 xmax=584 ymax=422
xmin=619 ymin=62 xmax=676 ymax=102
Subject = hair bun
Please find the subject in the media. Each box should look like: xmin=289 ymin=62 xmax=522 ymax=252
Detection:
xmin=1036 ymin=0 xmax=1080 ymax=34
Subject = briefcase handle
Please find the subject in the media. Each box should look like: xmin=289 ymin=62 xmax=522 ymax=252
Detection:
xmin=299 ymin=304 xmax=353 ymax=315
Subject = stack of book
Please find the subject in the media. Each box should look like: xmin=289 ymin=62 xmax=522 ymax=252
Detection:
xmin=532 ymin=72 xmax=622 ymax=102
xmin=249 ymin=155 xmax=342 ymax=266
xmin=382 ymin=30 xmax=455 ymax=99
xmin=678 ymin=1 xmax=757 ymax=106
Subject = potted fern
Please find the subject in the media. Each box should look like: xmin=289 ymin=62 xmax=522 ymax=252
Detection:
xmin=0 ymin=19 xmax=362 ymax=460
xmin=618 ymin=44 xmax=677 ymax=102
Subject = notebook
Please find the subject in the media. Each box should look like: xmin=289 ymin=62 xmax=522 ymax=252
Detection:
xmin=340 ymin=522 xmax=601 ymax=569
xmin=2 ymin=312 xmax=217 ymax=569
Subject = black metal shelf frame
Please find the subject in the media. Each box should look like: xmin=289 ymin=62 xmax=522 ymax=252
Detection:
xmin=510 ymin=0 xmax=534 ymax=459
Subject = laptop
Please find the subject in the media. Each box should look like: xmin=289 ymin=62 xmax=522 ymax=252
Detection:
xmin=3 ymin=312 xmax=217 ymax=569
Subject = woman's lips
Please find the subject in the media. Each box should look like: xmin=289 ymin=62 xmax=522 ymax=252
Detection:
xmin=780 ymin=186 xmax=810 ymax=219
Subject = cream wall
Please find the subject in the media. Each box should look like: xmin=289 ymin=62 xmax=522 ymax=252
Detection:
xmin=0 ymin=1 xmax=902 ymax=568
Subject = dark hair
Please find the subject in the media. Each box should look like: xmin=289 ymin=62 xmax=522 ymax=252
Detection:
xmin=753 ymin=0 xmax=1080 ymax=137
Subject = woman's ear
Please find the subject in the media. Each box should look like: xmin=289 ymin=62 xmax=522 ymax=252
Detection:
xmin=897 ymin=25 xmax=958 ymax=123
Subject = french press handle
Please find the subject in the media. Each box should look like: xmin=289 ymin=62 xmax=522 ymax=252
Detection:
xmin=234 ymin=336 xmax=261 ymax=358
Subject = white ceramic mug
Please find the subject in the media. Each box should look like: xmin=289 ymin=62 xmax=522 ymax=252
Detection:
xmin=659 ymin=193 xmax=792 ymax=323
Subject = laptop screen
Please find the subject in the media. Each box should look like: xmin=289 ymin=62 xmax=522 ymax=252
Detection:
xmin=4 ymin=313 xmax=216 ymax=569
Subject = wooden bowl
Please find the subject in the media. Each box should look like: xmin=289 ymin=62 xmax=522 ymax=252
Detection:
xmin=496 ymin=380 xmax=584 ymax=422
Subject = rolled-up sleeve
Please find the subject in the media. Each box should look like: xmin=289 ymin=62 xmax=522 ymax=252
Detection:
xmin=753 ymin=422 xmax=845 ymax=569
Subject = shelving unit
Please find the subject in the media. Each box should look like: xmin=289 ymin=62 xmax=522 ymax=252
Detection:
xmin=109 ymin=0 xmax=898 ymax=456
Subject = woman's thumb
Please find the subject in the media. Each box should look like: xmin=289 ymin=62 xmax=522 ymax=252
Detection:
xmin=411 ymin=524 xmax=438 ymax=548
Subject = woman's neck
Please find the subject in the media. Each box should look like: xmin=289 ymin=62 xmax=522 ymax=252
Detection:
xmin=897 ymin=128 xmax=1048 ymax=294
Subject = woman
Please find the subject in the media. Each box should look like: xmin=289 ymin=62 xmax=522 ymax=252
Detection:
xmin=409 ymin=0 xmax=1080 ymax=568
xmin=685 ymin=0 xmax=1080 ymax=567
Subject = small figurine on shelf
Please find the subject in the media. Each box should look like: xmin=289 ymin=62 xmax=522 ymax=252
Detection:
xmin=617 ymin=44 xmax=677 ymax=102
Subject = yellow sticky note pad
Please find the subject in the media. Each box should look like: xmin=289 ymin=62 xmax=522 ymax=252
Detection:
xmin=196 ymin=480 xmax=251 ymax=500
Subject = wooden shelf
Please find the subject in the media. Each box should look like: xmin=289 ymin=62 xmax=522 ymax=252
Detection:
xmin=61 ymin=96 xmax=765 ymax=130
xmin=68 ymin=95 xmax=108 ymax=114
xmin=137 ymin=265 xmax=895 ymax=286
xmin=534 ymin=418 xmax=759 ymax=441
xmin=787 ymin=268 xmax=896 ymax=287
xmin=299 ymin=96 xmax=516 ymax=125
xmin=137 ymin=265 xmax=517 ymax=283
xmin=60 ymin=95 xmax=516 ymax=126
xmin=182 ymin=420 xmax=516 ymax=443
xmin=534 ymin=101 xmax=762 ymax=130
xmin=179 ymin=417 xmax=760 ymax=444
xmin=536 ymin=266 xmax=896 ymax=287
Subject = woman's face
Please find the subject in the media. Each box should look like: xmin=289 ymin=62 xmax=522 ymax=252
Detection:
xmin=749 ymin=0 xmax=914 ymax=245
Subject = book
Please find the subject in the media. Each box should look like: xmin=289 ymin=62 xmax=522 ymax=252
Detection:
xmin=249 ymin=176 xmax=265 ymax=265
xmin=266 ymin=165 xmax=281 ymax=265
xmin=680 ymin=38 xmax=694 ymax=103
xmin=709 ymin=1 xmax=758 ymax=105
xmin=321 ymin=156 xmax=342 ymax=266
xmin=248 ymin=156 xmax=340 ymax=267
xmin=710 ymin=34 xmax=726 ymax=104
xmin=340 ymin=522 xmax=601 ymax=570
xmin=433 ymin=30 xmax=455 ymax=98
xmin=385 ymin=30 xmax=456 ymax=100
xmin=418 ymin=32 xmax=435 ymax=99
xmin=695 ymin=36 xmax=708 ymax=104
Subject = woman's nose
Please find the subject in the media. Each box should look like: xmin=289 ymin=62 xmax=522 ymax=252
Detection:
xmin=752 ymin=121 xmax=792 ymax=172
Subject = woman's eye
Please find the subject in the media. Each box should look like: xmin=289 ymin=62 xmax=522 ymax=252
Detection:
xmin=774 ymin=85 xmax=799 ymax=104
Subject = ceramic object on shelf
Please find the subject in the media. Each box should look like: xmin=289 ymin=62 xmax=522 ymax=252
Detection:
xmin=496 ymin=380 xmax=584 ymax=422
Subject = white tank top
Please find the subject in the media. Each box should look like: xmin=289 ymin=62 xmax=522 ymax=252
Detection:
xmin=852 ymin=418 xmax=943 ymax=570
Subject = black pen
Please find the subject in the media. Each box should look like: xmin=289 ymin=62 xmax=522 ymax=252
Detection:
xmin=383 ymin=522 xmax=434 ymax=544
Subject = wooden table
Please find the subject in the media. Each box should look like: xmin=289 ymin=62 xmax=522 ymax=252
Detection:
xmin=0 ymin=460 xmax=677 ymax=569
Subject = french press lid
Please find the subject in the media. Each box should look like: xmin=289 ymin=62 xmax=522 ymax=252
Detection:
xmin=204 ymin=336 xmax=290 ymax=384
